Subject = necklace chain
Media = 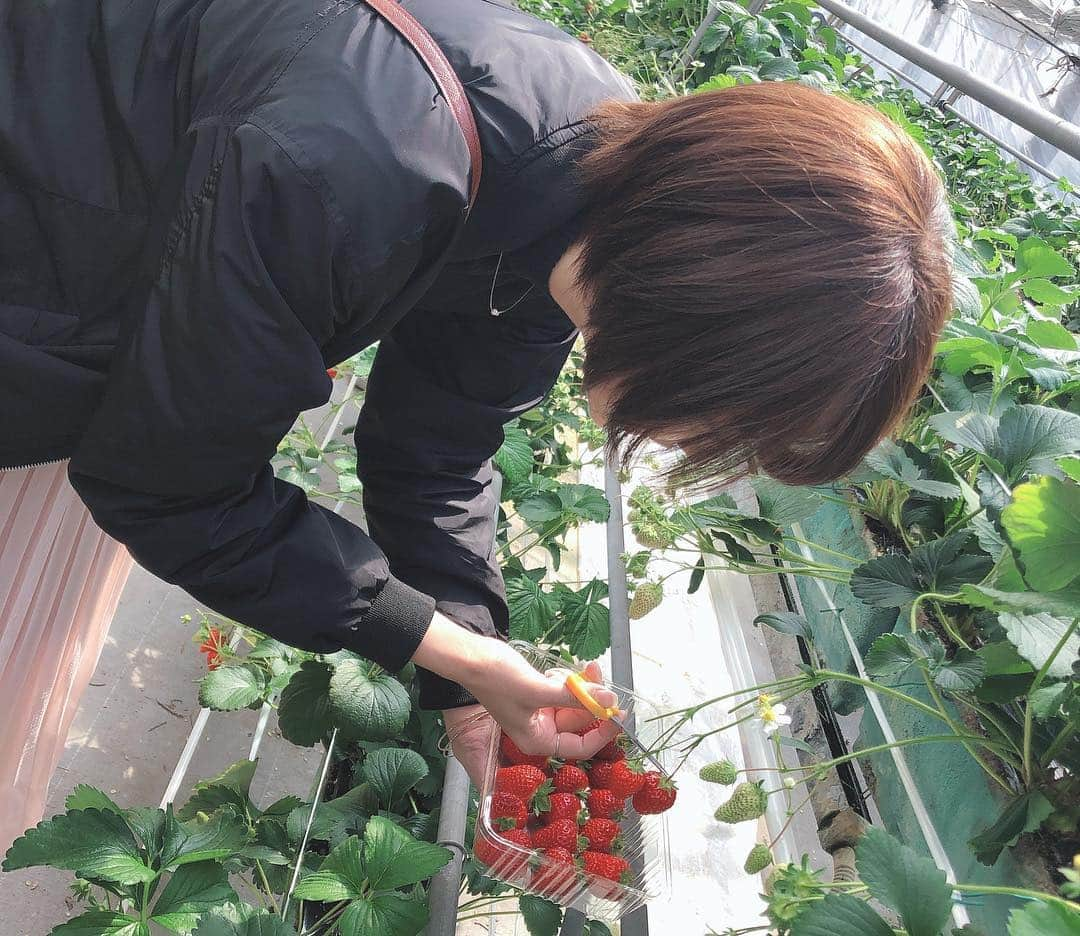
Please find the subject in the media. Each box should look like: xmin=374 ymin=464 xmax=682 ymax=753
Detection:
xmin=488 ymin=251 xmax=535 ymax=317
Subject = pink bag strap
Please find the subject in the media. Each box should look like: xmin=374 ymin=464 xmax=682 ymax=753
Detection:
xmin=363 ymin=0 xmax=483 ymax=212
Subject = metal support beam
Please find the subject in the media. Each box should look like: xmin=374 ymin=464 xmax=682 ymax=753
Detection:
xmin=816 ymin=0 xmax=1080 ymax=162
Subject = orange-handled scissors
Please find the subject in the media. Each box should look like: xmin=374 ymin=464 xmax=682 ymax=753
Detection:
xmin=565 ymin=671 xmax=672 ymax=779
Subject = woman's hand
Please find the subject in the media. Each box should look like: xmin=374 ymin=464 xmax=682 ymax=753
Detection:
xmin=414 ymin=613 xmax=621 ymax=786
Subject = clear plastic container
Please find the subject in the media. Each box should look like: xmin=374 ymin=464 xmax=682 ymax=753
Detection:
xmin=474 ymin=641 xmax=674 ymax=923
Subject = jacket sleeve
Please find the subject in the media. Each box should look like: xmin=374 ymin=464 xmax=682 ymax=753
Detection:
xmin=354 ymin=293 xmax=578 ymax=710
xmin=68 ymin=120 xmax=445 ymax=669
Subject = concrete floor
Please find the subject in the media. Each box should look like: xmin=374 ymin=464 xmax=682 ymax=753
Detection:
xmin=0 ymin=560 xmax=323 ymax=934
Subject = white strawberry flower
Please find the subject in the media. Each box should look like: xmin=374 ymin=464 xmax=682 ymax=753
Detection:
xmin=754 ymin=694 xmax=792 ymax=737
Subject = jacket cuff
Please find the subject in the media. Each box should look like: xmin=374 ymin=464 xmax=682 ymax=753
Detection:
xmin=416 ymin=667 xmax=478 ymax=711
xmin=344 ymin=574 xmax=436 ymax=671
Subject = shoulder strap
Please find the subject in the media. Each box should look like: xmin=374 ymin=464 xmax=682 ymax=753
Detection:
xmin=363 ymin=0 xmax=483 ymax=213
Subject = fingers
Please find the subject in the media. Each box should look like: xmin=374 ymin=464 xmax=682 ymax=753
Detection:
xmin=554 ymin=707 xmax=600 ymax=732
xmin=553 ymin=720 xmax=622 ymax=761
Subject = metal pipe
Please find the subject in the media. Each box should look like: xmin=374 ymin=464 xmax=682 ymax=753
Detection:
xmin=816 ymin=0 xmax=1080 ymax=161
xmin=841 ymin=32 xmax=1072 ymax=186
xmin=424 ymin=757 xmax=471 ymax=936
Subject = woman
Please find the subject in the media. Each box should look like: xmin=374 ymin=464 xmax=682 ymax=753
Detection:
xmin=0 ymin=0 xmax=953 ymax=842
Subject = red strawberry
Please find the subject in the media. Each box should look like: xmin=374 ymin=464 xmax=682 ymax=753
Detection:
xmin=326 ymin=367 xmax=338 ymax=379
xmin=631 ymin=771 xmax=677 ymax=814
xmin=495 ymin=765 xmax=547 ymax=802
xmin=490 ymin=792 xmax=527 ymax=831
xmin=582 ymin=851 xmax=631 ymax=898
xmin=553 ymin=763 xmax=589 ymax=794
xmin=606 ymin=760 xmax=646 ymax=800
xmin=573 ymin=718 xmax=602 ymax=736
xmin=531 ymin=819 xmax=585 ymax=854
xmin=199 ymin=627 xmax=224 ymax=669
xmin=592 ymin=735 xmax=626 ymax=761
xmin=474 ymin=827 xmax=532 ymax=877
xmin=531 ymin=847 xmax=577 ymax=896
xmin=581 ymin=817 xmax=620 ymax=853
xmin=542 ymin=792 xmax=584 ymax=826
xmin=500 ymin=734 xmax=549 ymax=771
xmin=588 ymin=760 xmax=616 ymax=790
xmin=586 ymin=789 xmax=624 ymax=821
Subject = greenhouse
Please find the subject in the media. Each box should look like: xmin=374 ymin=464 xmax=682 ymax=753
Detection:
xmin=0 ymin=1 xmax=1078 ymax=935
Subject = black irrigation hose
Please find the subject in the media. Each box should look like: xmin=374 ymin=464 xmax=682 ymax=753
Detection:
xmin=771 ymin=548 xmax=873 ymax=823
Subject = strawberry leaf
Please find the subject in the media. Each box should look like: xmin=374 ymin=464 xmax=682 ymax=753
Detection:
xmin=151 ymin=861 xmax=237 ymax=932
xmin=2 ymin=808 xmax=155 ymax=884
xmin=856 ymin=826 xmax=952 ymax=936
xmin=64 ymin=786 xmax=122 ymax=814
xmin=361 ymin=816 xmax=452 ymax=892
xmin=790 ymin=894 xmax=893 ymax=936
xmin=519 ymin=894 xmax=563 ymax=936
xmin=328 ymin=659 xmax=411 ymax=742
xmin=293 ymin=835 xmax=365 ymax=902
xmin=198 ymin=664 xmax=268 ymax=711
xmin=50 ymin=911 xmax=148 ymax=936
xmin=192 ymin=906 xmax=298 ymax=935
xmin=278 ymin=661 xmax=334 ymax=747
xmin=337 ymin=893 xmax=429 ymax=936
xmin=361 ymin=748 xmax=429 ymax=810
xmin=1007 ymin=900 xmax=1080 ymax=936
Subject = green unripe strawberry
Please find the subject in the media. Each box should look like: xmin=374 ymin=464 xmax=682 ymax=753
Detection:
xmin=744 ymin=843 xmax=773 ymax=874
xmin=628 ymin=583 xmax=663 ymax=619
xmin=699 ymin=759 xmax=738 ymax=785
xmin=632 ymin=521 xmax=674 ymax=550
xmin=714 ymin=781 xmax=768 ymax=824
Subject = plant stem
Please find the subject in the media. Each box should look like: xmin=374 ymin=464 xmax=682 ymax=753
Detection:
xmin=789 ymin=733 xmax=1016 ymax=778
xmin=305 ymin=900 xmax=348 ymax=934
xmin=921 ymin=670 xmax=1013 ymax=793
xmin=815 ymin=670 xmax=956 ymax=726
xmin=1023 ymin=617 xmax=1079 ymax=787
xmin=930 ymin=599 xmax=973 ymax=652
xmin=951 ymin=882 xmax=1080 ymax=915
xmin=1040 ymin=715 xmax=1079 ymax=768
xmin=769 ymin=790 xmax=815 ymax=850
xmin=254 ymin=859 xmax=280 ymax=915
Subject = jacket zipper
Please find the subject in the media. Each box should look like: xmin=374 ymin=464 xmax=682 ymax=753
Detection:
xmin=0 ymin=457 xmax=68 ymax=473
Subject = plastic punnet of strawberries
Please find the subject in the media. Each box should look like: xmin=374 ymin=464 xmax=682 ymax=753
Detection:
xmin=475 ymin=722 xmax=678 ymax=906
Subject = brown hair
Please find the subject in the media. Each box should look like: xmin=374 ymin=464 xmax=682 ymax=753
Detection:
xmin=576 ymin=82 xmax=954 ymax=486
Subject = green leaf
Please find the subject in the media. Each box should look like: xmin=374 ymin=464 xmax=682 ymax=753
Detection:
xmin=759 ymin=56 xmax=801 ymax=80
xmin=751 ymin=476 xmax=822 ymax=525
xmin=1008 ymin=900 xmax=1080 ymax=936
xmin=999 ymin=612 xmax=1080 ymax=679
xmin=162 ymin=809 xmax=249 ymax=870
xmin=151 ymin=861 xmax=237 ymax=933
xmin=861 ymin=439 xmax=961 ymax=499
xmin=506 ymin=573 xmax=556 ymax=642
xmin=362 ymin=815 xmax=451 ymax=891
xmin=177 ymin=761 xmax=258 ymax=820
xmin=192 ymin=906 xmax=299 ymax=936
xmin=494 ymin=425 xmax=534 ymax=484
xmin=856 ymin=826 xmax=952 ymax=936
xmin=328 ymin=659 xmax=412 ymax=741
xmin=124 ymin=807 xmax=167 ymax=860
xmin=1059 ymin=457 xmax=1080 ymax=482
xmin=288 ymin=784 xmax=378 ymax=846
xmin=933 ymin=649 xmax=986 ymax=691
xmin=1003 ymin=476 xmax=1080 ymax=591
xmin=960 ymin=582 xmax=1080 ymax=619
xmin=583 ymin=923 xmax=613 ymax=936
xmin=866 ymin=633 xmax=923 ymax=679
xmin=1015 ymin=237 xmax=1074 ymax=279
xmin=1024 ymin=279 xmax=1078 ymax=308
xmin=2 ymin=808 xmax=155 ymax=884
xmin=910 ymin=532 xmax=992 ymax=594
xmin=753 ymin=611 xmax=812 ymax=641
xmin=199 ymin=665 xmax=267 ymax=711
xmin=561 ymin=579 xmax=610 ymax=661
xmin=974 ymin=642 xmax=1035 ymax=702
xmin=688 ymin=555 xmax=705 ymax=594
xmin=65 ymin=786 xmax=122 ymax=814
xmin=930 ymin=405 xmax=1080 ymax=481
xmin=789 ymin=893 xmax=894 ymax=936
xmin=278 ymin=661 xmax=334 ymax=747
xmin=361 ymin=748 xmax=429 ymax=809
xmin=850 ymin=554 xmax=920 ymax=608
xmin=519 ymin=894 xmax=563 ymax=936
xmin=1028 ymin=683 xmax=1068 ymax=720
xmin=293 ymin=835 xmax=365 ymax=901
xmin=51 ymin=912 xmax=149 ymax=936
xmin=337 ymin=894 xmax=429 ymax=936
xmin=969 ymin=791 xmax=1054 ymax=865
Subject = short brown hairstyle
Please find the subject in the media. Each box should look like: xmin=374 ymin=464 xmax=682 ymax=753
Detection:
xmin=577 ymin=82 xmax=954 ymax=486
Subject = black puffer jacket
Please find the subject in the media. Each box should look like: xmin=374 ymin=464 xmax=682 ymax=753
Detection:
xmin=0 ymin=0 xmax=635 ymax=708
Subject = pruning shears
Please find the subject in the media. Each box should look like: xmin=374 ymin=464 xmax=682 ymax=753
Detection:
xmin=564 ymin=671 xmax=672 ymax=780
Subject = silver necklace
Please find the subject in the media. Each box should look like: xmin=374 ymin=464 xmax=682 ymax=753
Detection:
xmin=488 ymin=251 xmax=535 ymax=316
